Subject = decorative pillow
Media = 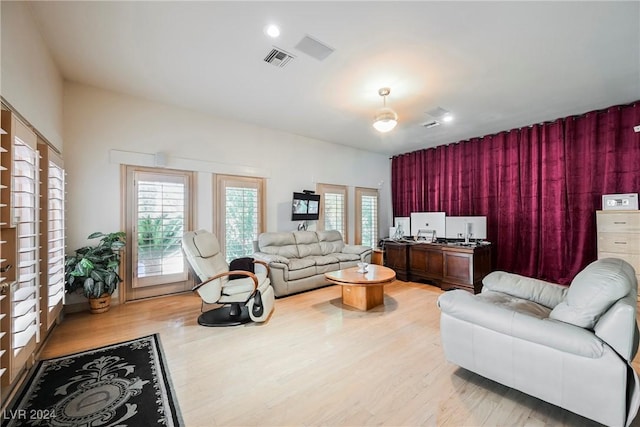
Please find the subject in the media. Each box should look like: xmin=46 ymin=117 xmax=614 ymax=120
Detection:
xmin=229 ymin=257 xmax=255 ymax=280
xmin=549 ymin=258 xmax=632 ymax=329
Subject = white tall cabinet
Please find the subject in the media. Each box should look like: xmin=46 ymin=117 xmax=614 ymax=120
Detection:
xmin=596 ymin=210 xmax=640 ymax=291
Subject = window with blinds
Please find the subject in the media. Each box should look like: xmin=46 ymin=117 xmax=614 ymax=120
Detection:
xmin=46 ymin=161 xmax=65 ymax=317
xmin=356 ymin=187 xmax=379 ymax=247
xmin=11 ymin=136 xmax=39 ymax=358
xmin=0 ymin=122 xmax=7 ymax=389
xmin=215 ymin=175 xmax=265 ymax=263
xmin=316 ymin=183 xmax=348 ymax=240
xmin=133 ymin=171 xmax=188 ymax=287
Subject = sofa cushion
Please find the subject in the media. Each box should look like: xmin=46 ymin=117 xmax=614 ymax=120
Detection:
xmin=287 ymin=265 xmax=317 ymax=281
xmin=287 ymin=258 xmax=315 ymax=271
xmin=259 ymin=232 xmax=300 ymax=259
xmin=307 ymin=255 xmax=340 ymax=266
xmin=549 ymin=258 xmax=634 ymax=329
xmin=332 ymin=252 xmax=360 ymax=262
xmin=294 ymin=231 xmax=323 ymax=257
xmin=315 ymin=263 xmax=340 ymax=274
xmin=482 ymin=271 xmax=568 ymax=309
xmin=317 ymin=230 xmax=346 ymax=254
xmin=478 ymin=291 xmax=552 ymax=319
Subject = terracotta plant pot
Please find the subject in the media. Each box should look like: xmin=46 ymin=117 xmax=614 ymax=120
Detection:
xmin=88 ymin=294 xmax=111 ymax=314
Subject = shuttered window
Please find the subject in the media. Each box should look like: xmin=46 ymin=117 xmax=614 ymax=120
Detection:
xmin=46 ymin=161 xmax=65 ymax=313
xmin=215 ymin=175 xmax=265 ymax=263
xmin=133 ymin=171 xmax=188 ymax=287
xmin=11 ymin=136 xmax=39 ymax=356
xmin=317 ymin=183 xmax=348 ymax=241
xmin=356 ymin=187 xmax=378 ymax=247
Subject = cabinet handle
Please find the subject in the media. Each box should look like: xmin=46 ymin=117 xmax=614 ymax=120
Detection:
xmin=613 ymin=221 xmax=627 ymax=224
xmin=614 ymin=241 xmax=627 ymax=245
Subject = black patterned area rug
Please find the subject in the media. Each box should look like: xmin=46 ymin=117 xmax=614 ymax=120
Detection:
xmin=2 ymin=334 xmax=183 ymax=427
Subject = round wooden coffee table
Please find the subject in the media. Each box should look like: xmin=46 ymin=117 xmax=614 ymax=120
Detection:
xmin=325 ymin=265 xmax=396 ymax=311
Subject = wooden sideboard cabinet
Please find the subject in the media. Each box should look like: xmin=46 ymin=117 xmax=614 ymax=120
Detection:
xmin=440 ymin=244 xmax=492 ymax=294
xmin=409 ymin=243 xmax=443 ymax=283
xmin=596 ymin=210 xmax=640 ymax=290
xmin=384 ymin=239 xmax=492 ymax=294
xmin=383 ymin=241 xmax=410 ymax=281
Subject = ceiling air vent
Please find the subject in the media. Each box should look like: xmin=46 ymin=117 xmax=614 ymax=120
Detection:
xmin=422 ymin=120 xmax=441 ymax=129
xmin=264 ymin=47 xmax=294 ymax=68
xmin=295 ymin=35 xmax=335 ymax=61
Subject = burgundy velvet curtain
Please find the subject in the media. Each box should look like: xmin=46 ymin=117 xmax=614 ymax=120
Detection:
xmin=391 ymin=102 xmax=640 ymax=284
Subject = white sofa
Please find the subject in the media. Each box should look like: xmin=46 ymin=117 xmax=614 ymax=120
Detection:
xmin=253 ymin=230 xmax=372 ymax=297
xmin=438 ymin=258 xmax=640 ymax=427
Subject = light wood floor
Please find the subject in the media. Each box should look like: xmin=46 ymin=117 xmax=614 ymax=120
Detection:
xmin=42 ymin=281 xmax=640 ymax=427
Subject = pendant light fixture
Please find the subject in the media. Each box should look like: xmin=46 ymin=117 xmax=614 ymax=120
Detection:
xmin=373 ymin=87 xmax=398 ymax=133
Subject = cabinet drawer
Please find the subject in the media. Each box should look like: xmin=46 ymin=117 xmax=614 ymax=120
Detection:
xmin=596 ymin=211 xmax=640 ymax=233
xmin=598 ymin=234 xmax=640 ymax=254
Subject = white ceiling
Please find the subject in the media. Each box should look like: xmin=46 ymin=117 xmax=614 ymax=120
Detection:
xmin=27 ymin=1 xmax=640 ymax=155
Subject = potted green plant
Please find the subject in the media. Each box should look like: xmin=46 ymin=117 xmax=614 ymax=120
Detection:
xmin=65 ymin=231 xmax=126 ymax=313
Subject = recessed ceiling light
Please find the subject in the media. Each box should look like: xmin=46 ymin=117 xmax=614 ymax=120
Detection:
xmin=265 ymin=24 xmax=280 ymax=38
xmin=442 ymin=114 xmax=454 ymax=123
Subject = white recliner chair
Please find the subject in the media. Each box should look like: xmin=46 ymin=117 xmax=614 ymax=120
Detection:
xmin=438 ymin=258 xmax=640 ymax=426
xmin=182 ymin=230 xmax=275 ymax=326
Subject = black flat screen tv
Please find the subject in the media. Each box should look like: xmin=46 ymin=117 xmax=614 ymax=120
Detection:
xmin=291 ymin=192 xmax=321 ymax=221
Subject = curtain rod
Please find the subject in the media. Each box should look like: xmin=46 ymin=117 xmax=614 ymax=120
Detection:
xmin=390 ymin=100 xmax=639 ymax=159
xmin=1 ymin=96 xmax=62 ymax=156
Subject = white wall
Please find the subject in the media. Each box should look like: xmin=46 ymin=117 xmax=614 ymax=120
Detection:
xmin=64 ymin=83 xmax=392 ymax=252
xmin=0 ymin=1 xmax=64 ymax=149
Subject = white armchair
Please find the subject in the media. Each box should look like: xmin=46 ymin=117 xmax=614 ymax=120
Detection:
xmin=182 ymin=229 xmax=275 ymax=326
xmin=438 ymin=258 xmax=640 ymax=426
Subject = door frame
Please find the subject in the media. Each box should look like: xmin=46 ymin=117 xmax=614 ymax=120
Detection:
xmin=120 ymin=165 xmax=195 ymax=302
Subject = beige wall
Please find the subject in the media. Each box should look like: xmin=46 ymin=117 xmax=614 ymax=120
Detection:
xmin=63 ymin=83 xmax=392 ymax=252
xmin=1 ymin=1 xmax=392 ymax=307
xmin=0 ymin=1 xmax=64 ymax=149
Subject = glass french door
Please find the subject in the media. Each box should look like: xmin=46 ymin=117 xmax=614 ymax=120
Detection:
xmin=124 ymin=167 xmax=193 ymax=300
xmin=355 ymin=187 xmax=379 ymax=247
xmin=214 ymin=175 xmax=265 ymax=263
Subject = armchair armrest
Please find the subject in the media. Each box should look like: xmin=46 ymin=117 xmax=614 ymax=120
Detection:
xmin=438 ymin=290 xmax=604 ymax=358
xmin=482 ymin=271 xmax=568 ymax=309
xmin=253 ymin=259 xmax=271 ymax=276
xmin=594 ymin=295 xmax=639 ymax=362
xmin=193 ymin=270 xmax=258 ymax=293
xmin=342 ymin=245 xmax=372 ymax=255
xmin=253 ymin=252 xmax=290 ymax=265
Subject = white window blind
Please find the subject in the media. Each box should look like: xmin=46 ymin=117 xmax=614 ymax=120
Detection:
xmin=11 ymin=138 xmax=39 ymax=357
xmin=356 ymin=187 xmax=378 ymax=247
xmin=324 ymin=193 xmax=345 ymax=235
xmin=134 ymin=172 xmax=187 ymax=287
xmin=317 ymin=183 xmax=348 ymax=240
xmin=215 ymin=175 xmax=265 ymax=263
xmin=47 ymin=162 xmax=65 ymax=312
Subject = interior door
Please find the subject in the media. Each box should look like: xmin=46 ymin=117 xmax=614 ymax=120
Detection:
xmin=123 ymin=166 xmax=194 ymax=301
